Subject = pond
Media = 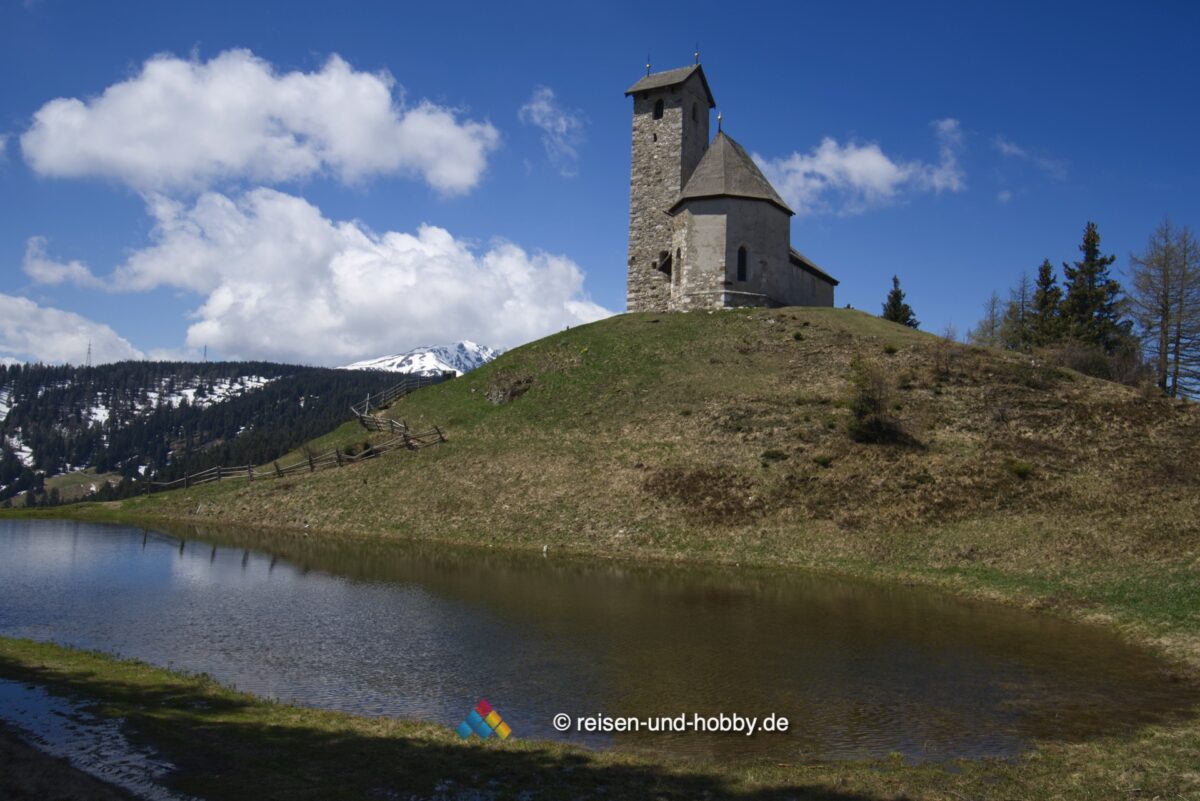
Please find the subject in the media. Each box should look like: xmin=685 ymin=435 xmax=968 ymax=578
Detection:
xmin=0 ymin=519 xmax=1193 ymax=765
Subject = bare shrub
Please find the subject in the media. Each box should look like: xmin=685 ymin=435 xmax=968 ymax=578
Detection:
xmin=1040 ymin=340 xmax=1150 ymax=387
xmin=846 ymin=358 xmax=916 ymax=446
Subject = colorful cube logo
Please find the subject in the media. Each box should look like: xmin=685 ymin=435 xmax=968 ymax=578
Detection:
xmin=456 ymin=699 xmax=512 ymax=740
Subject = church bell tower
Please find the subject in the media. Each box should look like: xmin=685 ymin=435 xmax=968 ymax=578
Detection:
xmin=624 ymin=62 xmax=715 ymax=312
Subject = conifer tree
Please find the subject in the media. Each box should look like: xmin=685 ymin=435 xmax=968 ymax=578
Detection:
xmin=1061 ymin=222 xmax=1131 ymax=352
xmin=1029 ymin=259 xmax=1063 ymax=346
xmin=881 ymin=275 xmax=919 ymax=328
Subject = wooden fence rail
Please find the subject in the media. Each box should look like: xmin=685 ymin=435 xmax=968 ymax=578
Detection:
xmin=350 ymin=371 xmax=453 ymax=417
xmin=147 ymin=427 xmax=447 ymax=493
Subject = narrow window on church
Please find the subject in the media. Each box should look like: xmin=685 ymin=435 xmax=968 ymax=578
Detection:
xmin=653 ymin=99 xmax=664 ymax=120
xmin=737 ymin=246 xmax=748 ymax=282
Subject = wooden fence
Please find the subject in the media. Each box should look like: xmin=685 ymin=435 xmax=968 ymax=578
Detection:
xmin=147 ymin=426 xmax=446 ymax=493
xmin=350 ymin=371 xmax=454 ymax=417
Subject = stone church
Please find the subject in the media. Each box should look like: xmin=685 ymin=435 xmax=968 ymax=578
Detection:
xmin=625 ymin=63 xmax=838 ymax=312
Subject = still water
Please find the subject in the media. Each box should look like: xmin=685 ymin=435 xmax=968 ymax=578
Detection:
xmin=0 ymin=519 xmax=1193 ymax=764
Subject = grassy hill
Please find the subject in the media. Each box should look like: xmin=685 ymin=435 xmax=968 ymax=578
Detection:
xmin=77 ymin=308 xmax=1199 ymax=640
xmin=9 ymin=306 xmax=1200 ymax=799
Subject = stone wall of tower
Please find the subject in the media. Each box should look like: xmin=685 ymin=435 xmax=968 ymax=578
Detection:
xmin=626 ymin=74 xmax=711 ymax=312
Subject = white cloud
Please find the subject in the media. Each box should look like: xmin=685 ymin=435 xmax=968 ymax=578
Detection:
xmin=107 ymin=188 xmax=611 ymax=364
xmin=997 ymin=189 xmax=1013 ymax=203
xmin=993 ymin=135 xmax=1067 ymax=180
xmin=23 ymin=236 xmax=102 ymax=287
xmin=0 ymin=294 xmax=143 ymax=364
xmin=20 ymin=49 xmax=500 ymax=194
xmin=518 ymin=86 xmax=585 ymax=176
xmin=0 ymin=134 xmax=8 ymax=160
xmin=755 ymin=118 xmax=966 ymax=216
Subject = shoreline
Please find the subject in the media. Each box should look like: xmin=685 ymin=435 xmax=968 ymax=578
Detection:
xmin=1 ymin=512 xmax=1199 ymax=799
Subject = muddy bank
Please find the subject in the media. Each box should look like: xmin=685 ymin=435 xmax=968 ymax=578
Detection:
xmin=0 ymin=720 xmax=135 ymax=801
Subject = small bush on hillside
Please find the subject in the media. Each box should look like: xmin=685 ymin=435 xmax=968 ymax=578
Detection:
xmin=1004 ymin=458 xmax=1034 ymax=480
xmin=883 ymin=344 xmax=898 ymax=355
xmin=1040 ymin=341 xmax=1150 ymax=387
xmin=760 ymin=449 xmax=789 ymax=466
xmin=845 ymin=358 xmax=914 ymax=446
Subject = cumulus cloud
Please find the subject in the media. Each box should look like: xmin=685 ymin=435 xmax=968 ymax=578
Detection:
xmin=755 ymin=118 xmax=966 ymax=216
xmin=0 ymin=134 xmax=8 ymax=160
xmin=993 ymin=135 xmax=1067 ymax=180
xmin=106 ymin=188 xmax=610 ymax=364
xmin=0 ymin=294 xmax=144 ymax=364
xmin=23 ymin=236 xmax=102 ymax=287
xmin=518 ymin=86 xmax=585 ymax=176
xmin=20 ymin=49 xmax=500 ymax=194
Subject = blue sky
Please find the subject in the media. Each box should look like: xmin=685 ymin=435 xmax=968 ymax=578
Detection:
xmin=1 ymin=0 xmax=1198 ymax=365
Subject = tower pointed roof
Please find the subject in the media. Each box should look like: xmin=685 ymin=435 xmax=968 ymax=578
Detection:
xmin=669 ymin=131 xmax=793 ymax=215
xmin=625 ymin=64 xmax=716 ymax=108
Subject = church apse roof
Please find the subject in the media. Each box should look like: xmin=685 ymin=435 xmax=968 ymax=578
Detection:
xmin=669 ymin=131 xmax=794 ymax=216
xmin=625 ymin=64 xmax=716 ymax=108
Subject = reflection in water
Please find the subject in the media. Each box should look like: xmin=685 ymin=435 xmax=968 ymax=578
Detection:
xmin=0 ymin=519 xmax=1194 ymax=764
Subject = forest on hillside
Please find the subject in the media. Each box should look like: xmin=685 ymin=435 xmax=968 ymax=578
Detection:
xmin=0 ymin=361 xmax=430 ymax=505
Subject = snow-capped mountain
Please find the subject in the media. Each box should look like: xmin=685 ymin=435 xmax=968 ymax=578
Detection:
xmin=339 ymin=341 xmax=501 ymax=377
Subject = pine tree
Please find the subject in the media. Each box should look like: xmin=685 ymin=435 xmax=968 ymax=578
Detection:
xmin=1029 ymin=259 xmax=1064 ymax=346
xmin=1061 ymin=222 xmax=1131 ymax=352
xmin=881 ymin=275 xmax=919 ymax=328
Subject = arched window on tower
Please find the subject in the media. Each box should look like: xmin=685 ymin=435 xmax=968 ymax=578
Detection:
xmin=653 ymin=99 xmax=664 ymax=120
xmin=736 ymin=246 xmax=748 ymax=282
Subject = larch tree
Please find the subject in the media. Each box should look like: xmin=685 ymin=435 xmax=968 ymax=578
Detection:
xmin=968 ymin=291 xmax=1004 ymax=346
xmin=1000 ymin=272 xmax=1035 ymax=350
xmin=1130 ymin=220 xmax=1200 ymax=397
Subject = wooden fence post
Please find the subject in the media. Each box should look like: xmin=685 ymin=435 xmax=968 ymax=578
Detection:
xmin=307 ymin=449 xmax=315 ymax=472
xmin=335 ymin=448 xmax=343 ymax=467
xmin=247 ymin=465 xmax=253 ymax=481
xmin=184 ymin=473 xmax=190 ymax=489
xmin=274 ymin=461 xmax=283 ymax=478
xmin=216 ymin=466 xmax=222 ymax=482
